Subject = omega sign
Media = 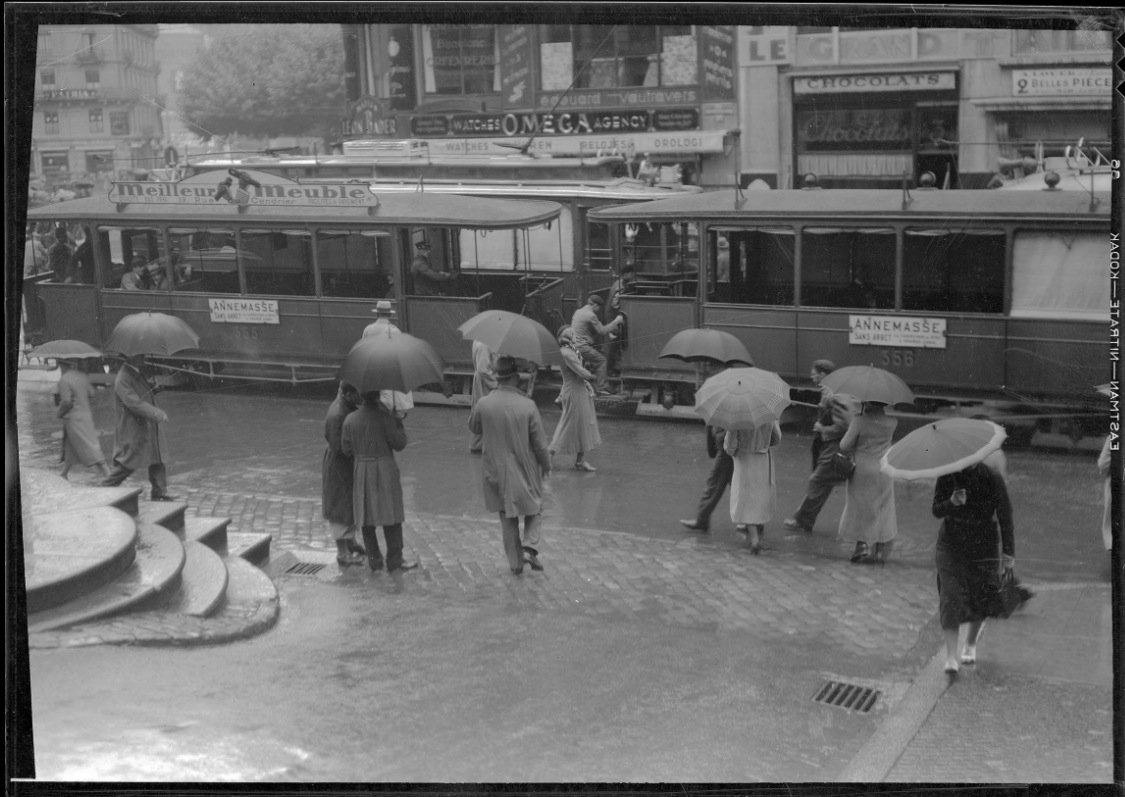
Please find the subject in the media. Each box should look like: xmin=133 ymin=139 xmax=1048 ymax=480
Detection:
xmin=794 ymin=72 xmax=956 ymax=94
xmin=412 ymin=108 xmax=699 ymax=138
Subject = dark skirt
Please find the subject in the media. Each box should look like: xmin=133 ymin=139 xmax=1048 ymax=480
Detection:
xmin=935 ymin=548 xmax=1001 ymax=629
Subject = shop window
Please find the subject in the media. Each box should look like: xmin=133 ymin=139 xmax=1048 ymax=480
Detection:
xmin=109 ymin=112 xmax=129 ymax=136
xmin=1010 ymin=230 xmax=1108 ymax=319
xmin=241 ymin=228 xmax=314 ymax=296
xmin=1014 ymin=28 xmax=1112 ymax=54
xmin=168 ymin=227 xmax=240 ymax=294
xmin=902 ymin=228 xmax=1005 ymax=314
xmin=714 ymin=228 xmax=796 ymax=306
xmin=587 ymin=221 xmax=613 ymax=272
xmin=89 ymin=108 xmax=103 ymax=133
xmin=44 ymin=111 xmax=59 ymax=135
xmin=317 ymin=229 xmax=393 ymax=298
xmin=800 ymin=228 xmax=896 ymax=309
xmin=539 ymin=25 xmax=696 ymax=91
xmin=422 ymin=25 xmax=499 ymax=95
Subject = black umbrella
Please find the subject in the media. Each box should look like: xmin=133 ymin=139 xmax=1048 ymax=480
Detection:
xmin=105 ymin=312 xmax=200 ymax=357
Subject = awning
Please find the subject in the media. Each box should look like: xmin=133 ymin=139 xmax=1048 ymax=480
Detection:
xmin=424 ymin=130 xmax=735 ymax=159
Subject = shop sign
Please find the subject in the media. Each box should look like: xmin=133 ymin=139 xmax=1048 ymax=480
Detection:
xmin=700 ymin=25 xmax=737 ymax=100
xmin=739 ymin=26 xmax=790 ymax=65
xmin=849 ymin=315 xmax=946 ymax=349
xmin=537 ymin=88 xmax=699 ymax=109
xmin=1013 ymin=68 xmax=1112 ymax=96
xmin=341 ymin=96 xmax=397 ymax=138
xmin=424 ymin=130 xmax=728 ymax=157
xmin=499 ymin=25 xmax=532 ymax=105
xmin=798 ymin=107 xmax=912 ymax=151
xmin=208 ymin=298 xmax=279 ymax=325
xmin=109 ymin=173 xmax=380 ymax=208
xmin=413 ymin=108 xmax=699 ymax=139
xmin=794 ymin=71 xmax=956 ymax=94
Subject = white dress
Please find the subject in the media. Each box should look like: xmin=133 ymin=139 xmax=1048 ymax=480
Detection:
xmin=725 ymin=422 xmax=780 ymax=526
xmin=837 ymin=412 xmax=898 ymax=544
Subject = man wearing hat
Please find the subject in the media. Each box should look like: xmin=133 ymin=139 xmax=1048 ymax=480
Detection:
xmin=410 ymin=239 xmax=455 ymax=296
xmin=469 ymin=356 xmax=553 ymax=574
xmin=362 ymin=300 xmax=413 ymax=418
xmin=570 ymin=293 xmax=624 ymax=396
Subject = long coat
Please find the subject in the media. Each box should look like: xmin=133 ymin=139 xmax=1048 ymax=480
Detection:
xmin=549 ymin=344 xmax=601 ymax=455
xmin=724 ymin=421 xmax=781 ymax=525
xmin=469 ymin=385 xmax=552 ymax=516
xmin=321 ymin=392 xmax=357 ymax=525
xmin=837 ymin=411 xmax=898 ymax=544
xmin=341 ymin=403 xmax=407 ymax=527
xmin=110 ymin=363 xmax=167 ymax=470
xmin=57 ymin=368 xmax=104 ymax=466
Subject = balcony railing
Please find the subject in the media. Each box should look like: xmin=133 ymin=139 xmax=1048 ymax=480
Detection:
xmin=74 ymin=48 xmax=102 ymax=65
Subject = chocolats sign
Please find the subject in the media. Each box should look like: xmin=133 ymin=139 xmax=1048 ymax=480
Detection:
xmin=410 ymin=108 xmax=699 ymax=138
xmin=849 ymin=315 xmax=946 ymax=349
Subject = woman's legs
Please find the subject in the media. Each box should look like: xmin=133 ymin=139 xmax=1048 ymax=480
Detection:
xmin=749 ymin=524 xmax=762 ymax=555
xmin=962 ymin=619 xmax=985 ymax=663
xmin=850 ymin=540 xmax=869 ymax=563
xmin=575 ymin=450 xmax=596 ymax=471
xmin=943 ymin=626 xmax=961 ymax=673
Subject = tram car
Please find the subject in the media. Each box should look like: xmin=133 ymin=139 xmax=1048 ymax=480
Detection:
xmin=22 ymin=172 xmax=566 ymax=396
xmin=589 ymin=183 xmax=1113 ymax=444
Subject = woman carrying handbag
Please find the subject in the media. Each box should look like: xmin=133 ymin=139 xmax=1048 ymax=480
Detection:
xmin=836 ymin=401 xmax=898 ymax=564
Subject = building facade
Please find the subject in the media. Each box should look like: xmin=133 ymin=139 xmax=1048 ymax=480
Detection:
xmin=31 ymin=24 xmax=163 ymax=186
xmin=339 ymin=23 xmax=1114 ymax=191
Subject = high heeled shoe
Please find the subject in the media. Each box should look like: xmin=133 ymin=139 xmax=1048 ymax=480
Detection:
xmin=872 ymin=542 xmax=888 ymax=566
xmin=850 ymin=541 xmax=869 ymax=563
xmin=748 ymin=526 xmax=761 ymax=555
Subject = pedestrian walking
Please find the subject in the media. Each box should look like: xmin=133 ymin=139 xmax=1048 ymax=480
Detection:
xmin=469 ymin=339 xmax=497 ymax=454
xmin=783 ymin=362 xmax=860 ymax=533
xmin=680 ymin=423 xmax=734 ymax=533
xmin=549 ymin=326 xmax=602 ymax=471
xmin=570 ymin=294 xmax=624 ymax=395
xmin=468 ymin=356 xmax=552 ymax=574
xmin=341 ymin=391 xmax=417 ymax=573
xmin=724 ymin=420 xmax=782 ymax=554
xmin=56 ymin=359 xmax=111 ymax=481
xmin=837 ymin=401 xmax=898 ymax=564
xmin=323 ymin=382 xmax=366 ymax=566
xmin=1098 ymin=434 xmax=1112 ymax=552
xmin=101 ymin=354 xmax=178 ymax=501
xmin=931 ymin=461 xmax=1016 ymax=674
xmin=361 ymin=300 xmax=413 ymax=419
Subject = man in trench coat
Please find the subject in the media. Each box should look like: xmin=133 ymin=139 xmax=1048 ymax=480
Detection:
xmin=468 ymin=356 xmax=553 ymax=574
xmin=101 ymin=354 xmax=177 ymax=500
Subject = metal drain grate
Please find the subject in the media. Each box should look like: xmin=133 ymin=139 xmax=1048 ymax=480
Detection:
xmin=284 ymin=562 xmax=327 ymax=576
xmin=812 ymin=680 xmax=880 ymax=713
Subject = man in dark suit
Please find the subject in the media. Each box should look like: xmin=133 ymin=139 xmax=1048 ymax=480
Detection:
xmin=681 ymin=362 xmax=733 ymax=533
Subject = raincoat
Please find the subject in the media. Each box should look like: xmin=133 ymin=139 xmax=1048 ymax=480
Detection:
xmin=341 ymin=403 xmax=406 ymax=527
xmin=321 ymin=390 xmax=357 ymax=525
xmin=469 ymin=384 xmax=551 ymax=516
xmin=724 ymin=421 xmax=781 ymax=525
xmin=549 ymin=344 xmax=601 ymax=456
xmin=109 ymin=362 xmax=167 ymax=470
xmin=57 ymin=367 xmax=104 ymax=466
xmin=836 ymin=410 xmax=898 ymax=544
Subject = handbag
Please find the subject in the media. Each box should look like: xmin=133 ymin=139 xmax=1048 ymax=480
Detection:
xmin=990 ymin=568 xmax=1033 ymax=619
xmin=832 ymin=451 xmax=856 ymax=479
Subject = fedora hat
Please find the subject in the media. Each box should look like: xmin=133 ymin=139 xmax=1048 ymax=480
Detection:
xmin=415 ymin=240 xmax=432 ymax=250
xmin=371 ymin=300 xmax=396 ymax=315
xmin=494 ymin=356 xmax=519 ymax=378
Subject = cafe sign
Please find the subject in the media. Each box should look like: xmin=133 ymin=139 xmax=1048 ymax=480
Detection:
xmin=110 ymin=173 xmax=381 ymax=208
xmin=849 ymin=315 xmax=947 ymax=349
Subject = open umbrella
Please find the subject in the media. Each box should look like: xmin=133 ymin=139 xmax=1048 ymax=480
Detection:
xmin=693 ymin=367 xmax=791 ymax=430
xmin=658 ymin=328 xmax=754 ymax=366
xmin=338 ymin=332 xmax=445 ymax=394
xmin=457 ymin=310 xmax=561 ymax=367
xmin=880 ymin=418 xmax=1007 ymax=481
xmin=28 ymin=339 xmax=102 ymax=360
xmin=1096 ymin=383 xmax=1113 ymax=397
xmin=819 ymin=364 xmax=915 ymax=407
xmin=105 ymin=312 xmax=200 ymax=357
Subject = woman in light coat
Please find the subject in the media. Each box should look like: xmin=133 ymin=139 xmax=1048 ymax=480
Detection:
xmin=837 ymin=401 xmax=898 ymax=564
xmin=56 ymin=359 xmax=111 ymax=480
xmin=724 ymin=420 xmax=781 ymax=554
xmin=549 ymin=326 xmax=602 ymax=471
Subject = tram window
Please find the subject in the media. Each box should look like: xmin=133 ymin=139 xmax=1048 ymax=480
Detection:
xmin=168 ymin=227 xmax=239 ymax=294
xmin=587 ymin=221 xmax=613 ymax=272
xmin=241 ymin=229 xmax=314 ymax=296
xmin=1010 ymin=231 xmax=1109 ymax=318
xmin=719 ymin=229 xmax=796 ymax=306
xmin=800 ymin=228 xmax=895 ymax=309
xmin=317 ymin=230 xmax=393 ymax=298
xmin=629 ymin=222 xmax=698 ymax=277
xmin=97 ymin=226 xmax=164 ymax=290
xmin=903 ymin=229 xmax=1005 ymax=313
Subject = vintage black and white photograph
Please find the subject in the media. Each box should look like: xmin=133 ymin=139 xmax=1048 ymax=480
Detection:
xmin=7 ymin=2 xmax=1122 ymax=787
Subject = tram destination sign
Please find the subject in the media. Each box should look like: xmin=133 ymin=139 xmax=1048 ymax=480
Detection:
xmin=110 ymin=176 xmax=380 ymax=208
xmin=849 ymin=315 xmax=946 ymax=349
xmin=208 ymin=298 xmax=280 ymax=325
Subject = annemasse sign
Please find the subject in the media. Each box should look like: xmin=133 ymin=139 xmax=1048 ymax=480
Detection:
xmin=109 ymin=174 xmax=380 ymax=208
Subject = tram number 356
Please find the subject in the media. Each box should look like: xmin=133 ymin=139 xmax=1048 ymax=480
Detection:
xmin=231 ymin=325 xmax=259 ymax=340
xmin=878 ymin=349 xmax=915 ymax=367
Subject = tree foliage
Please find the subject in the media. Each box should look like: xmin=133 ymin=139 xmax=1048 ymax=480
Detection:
xmin=178 ymin=25 xmax=345 ymax=141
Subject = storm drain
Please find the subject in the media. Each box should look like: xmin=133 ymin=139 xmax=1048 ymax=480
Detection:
xmin=812 ymin=680 xmax=880 ymax=713
xmin=283 ymin=562 xmax=328 ymax=576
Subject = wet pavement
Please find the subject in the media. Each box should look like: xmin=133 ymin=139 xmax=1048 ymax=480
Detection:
xmin=13 ymin=366 xmax=1116 ymax=782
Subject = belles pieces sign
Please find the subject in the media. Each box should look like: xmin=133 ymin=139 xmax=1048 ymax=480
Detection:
xmin=109 ymin=172 xmax=380 ymax=209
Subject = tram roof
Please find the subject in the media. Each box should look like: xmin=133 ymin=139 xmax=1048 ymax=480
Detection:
xmin=588 ymin=188 xmax=1112 ymax=223
xmin=26 ymin=191 xmax=563 ymax=229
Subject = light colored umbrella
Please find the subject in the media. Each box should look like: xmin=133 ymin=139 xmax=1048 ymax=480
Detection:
xmin=880 ymin=418 xmax=1007 ymax=481
xmin=338 ymin=332 xmax=445 ymax=394
xmin=819 ymin=364 xmax=915 ymax=407
xmin=693 ymin=367 xmax=791 ymax=430
xmin=28 ymin=339 xmax=102 ymax=360
xmin=658 ymin=328 xmax=754 ymax=366
xmin=104 ymin=312 xmax=200 ymax=357
xmin=1096 ymin=383 xmax=1113 ymax=397
xmin=457 ymin=310 xmax=562 ymax=367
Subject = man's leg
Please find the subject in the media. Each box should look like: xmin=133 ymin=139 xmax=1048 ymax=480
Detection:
xmin=691 ymin=450 xmax=734 ymax=530
xmin=101 ymin=458 xmax=132 ymax=487
xmin=579 ymin=345 xmax=609 ymax=392
xmin=499 ymin=512 xmax=524 ymax=573
xmin=383 ymin=523 xmax=406 ymax=571
xmin=361 ymin=525 xmax=384 ymax=571
xmin=148 ymin=463 xmax=170 ymax=499
xmin=790 ymin=443 xmax=847 ymax=530
xmin=521 ymin=514 xmax=544 ymax=570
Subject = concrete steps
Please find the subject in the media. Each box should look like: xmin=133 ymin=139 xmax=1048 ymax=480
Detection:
xmin=22 ymin=468 xmax=279 ymax=645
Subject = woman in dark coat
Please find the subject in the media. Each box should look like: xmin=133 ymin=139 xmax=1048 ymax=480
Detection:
xmin=322 ymin=382 xmax=365 ymax=565
xmin=341 ymin=391 xmax=416 ymax=573
xmin=932 ymin=461 xmax=1015 ymax=674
